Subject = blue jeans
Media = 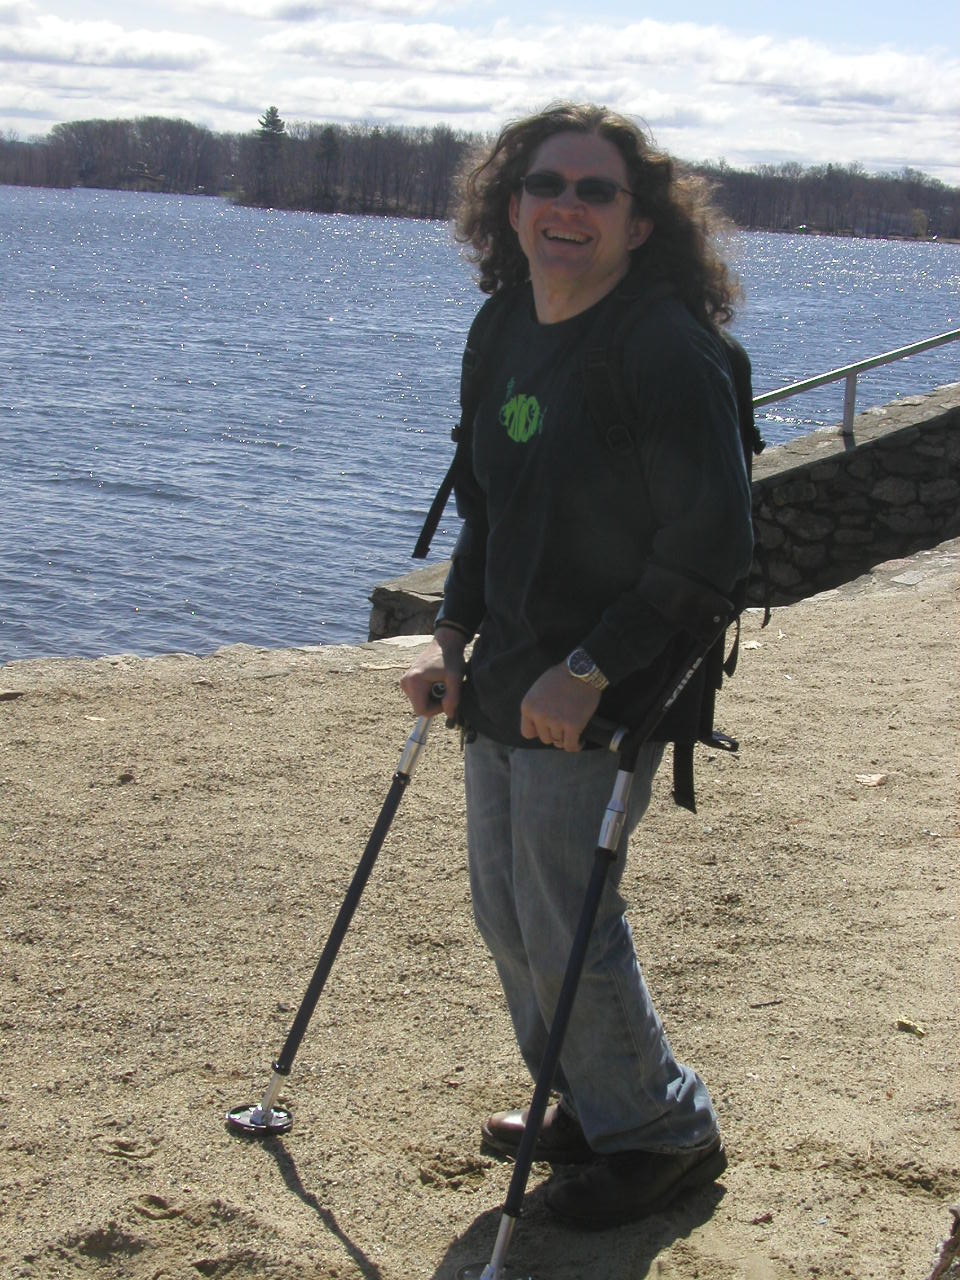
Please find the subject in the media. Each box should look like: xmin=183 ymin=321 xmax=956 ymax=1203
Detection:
xmin=464 ymin=733 xmax=720 ymax=1155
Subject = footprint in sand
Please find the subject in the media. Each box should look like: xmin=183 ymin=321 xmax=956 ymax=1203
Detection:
xmin=96 ymin=1134 xmax=162 ymax=1161
xmin=133 ymin=1193 xmax=183 ymax=1221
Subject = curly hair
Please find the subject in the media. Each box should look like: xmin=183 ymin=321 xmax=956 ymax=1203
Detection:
xmin=454 ymin=101 xmax=740 ymax=327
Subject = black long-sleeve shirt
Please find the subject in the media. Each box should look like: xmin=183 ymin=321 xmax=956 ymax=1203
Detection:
xmin=437 ymin=281 xmax=754 ymax=748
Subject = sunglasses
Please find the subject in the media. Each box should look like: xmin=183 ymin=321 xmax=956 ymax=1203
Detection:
xmin=520 ymin=170 xmax=636 ymax=205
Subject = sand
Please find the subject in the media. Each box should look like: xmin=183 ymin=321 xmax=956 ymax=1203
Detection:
xmin=1 ymin=546 xmax=957 ymax=1280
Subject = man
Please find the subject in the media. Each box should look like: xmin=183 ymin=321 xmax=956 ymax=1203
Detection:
xmin=400 ymin=102 xmax=753 ymax=1229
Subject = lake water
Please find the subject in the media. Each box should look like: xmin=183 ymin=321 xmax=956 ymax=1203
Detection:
xmin=1 ymin=186 xmax=957 ymax=663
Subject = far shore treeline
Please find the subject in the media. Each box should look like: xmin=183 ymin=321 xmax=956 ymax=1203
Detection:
xmin=2 ymin=107 xmax=958 ymax=241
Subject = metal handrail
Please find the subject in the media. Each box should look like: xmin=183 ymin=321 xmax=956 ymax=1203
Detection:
xmin=753 ymin=328 xmax=960 ymax=436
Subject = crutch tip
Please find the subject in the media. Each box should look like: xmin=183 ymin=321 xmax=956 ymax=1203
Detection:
xmin=226 ymin=1103 xmax=293 ymax=1136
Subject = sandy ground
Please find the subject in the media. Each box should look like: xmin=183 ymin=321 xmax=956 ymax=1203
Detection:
xmin=1 ymin=545 xmax=958 ymax=1280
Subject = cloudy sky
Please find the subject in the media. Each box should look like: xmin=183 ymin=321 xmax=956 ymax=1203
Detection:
xmin=2 ymin=0 xmax=958 ymax=183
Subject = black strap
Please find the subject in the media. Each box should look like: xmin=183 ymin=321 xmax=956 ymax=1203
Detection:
xmin=412 ymin=290 xmax=513 ymax=560
xmin=672 ymin=743 xmax=697 ymax=813
xmin=581 ymin=279 xmax=676 ymax=457
xmin=412 ymin=461 xmax=457 ymax=560
xmin=720 ymin=332 xmax=765 ymax=470
xmin=579 ymin=281 xmax=760 ymax=812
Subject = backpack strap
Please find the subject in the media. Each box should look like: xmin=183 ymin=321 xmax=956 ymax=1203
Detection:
xmin=672 ymin=743 xmax=697 ymax=812
xmin=412 ymin=288 xmax=516 ymax=560
xmin=412 ymin=463 xmax=457 ymax=561
xmin=581 ymin=277 xmax=676 ymax=458
xmin=579 ymin=279 xmax=764 ymax=812
xmin=719 ymin=332 xmax=765 ymax=471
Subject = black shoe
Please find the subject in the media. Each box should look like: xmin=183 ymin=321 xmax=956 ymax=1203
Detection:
xmin=545 ymin=1137 xmax=727 ymax=1228
xmin=481 ymin=1103 xmax=593 ymax=1165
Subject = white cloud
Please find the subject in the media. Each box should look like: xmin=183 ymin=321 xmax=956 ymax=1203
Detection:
xmin=273 ymin=0 xmax=444 ymax=17
xmin=1 ymin=3 xmax=957 ymax=183
xmin=0 ymin=12 xmax=219 ymax=69
xmin=170 ymin=0 xmax=446 ymax=18
xmin=0 ymin=0 xmax=31 ymax=20
xmin=260 ymin=16 xmax=960 ymax=120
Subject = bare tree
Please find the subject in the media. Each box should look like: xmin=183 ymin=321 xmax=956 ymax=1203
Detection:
xmin=1 ymin=113 xmax=955 ymax=239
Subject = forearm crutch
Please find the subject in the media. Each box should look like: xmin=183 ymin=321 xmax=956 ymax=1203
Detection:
xmin=228 ymin=693 xmax=443 ymax=1136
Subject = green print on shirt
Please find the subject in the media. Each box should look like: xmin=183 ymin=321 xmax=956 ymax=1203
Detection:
xmin=499 ymin=378 xmax=546 ymax=444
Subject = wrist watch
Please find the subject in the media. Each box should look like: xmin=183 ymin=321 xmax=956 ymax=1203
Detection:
xmin=565 ymin=647 xmax=610 ymax=691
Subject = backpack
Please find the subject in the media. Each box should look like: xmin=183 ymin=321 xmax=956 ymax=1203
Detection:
xmin=413 ymin=279 xmax=765 ymax=811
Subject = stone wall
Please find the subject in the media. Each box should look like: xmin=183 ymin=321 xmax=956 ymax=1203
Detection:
xmin=368 ymin=560 xmax=449 ymax=642
xmin=368 ymin=384 xmax=960 ymax=639
xmin=747 ymin=383 xmax=960 ymax=606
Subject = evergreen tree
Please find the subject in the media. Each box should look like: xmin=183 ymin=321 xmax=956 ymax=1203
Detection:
xmin=257 ymin=106 xmax=286 ymax=146
xmin=254 ymin=106 xmax=285 ymax=205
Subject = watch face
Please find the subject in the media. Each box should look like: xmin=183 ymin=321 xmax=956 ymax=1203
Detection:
xmin=568 ymin=648 xmax=595 ymax=678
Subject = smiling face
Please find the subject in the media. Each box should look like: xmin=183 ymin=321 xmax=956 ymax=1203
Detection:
xmin=508 ymin=130 xmax=653 ymax=323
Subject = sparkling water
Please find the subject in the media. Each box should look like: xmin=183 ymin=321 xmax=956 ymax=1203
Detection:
xmin=1 ymin=186 xmax=957 ymax=662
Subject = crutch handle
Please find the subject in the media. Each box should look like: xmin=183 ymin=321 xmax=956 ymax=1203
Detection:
xmin=581 ymin=716 xmax=629 ymax=752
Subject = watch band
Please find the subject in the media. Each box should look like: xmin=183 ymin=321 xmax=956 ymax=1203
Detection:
xmin=565 ymin=647 xmax=610 ymax=691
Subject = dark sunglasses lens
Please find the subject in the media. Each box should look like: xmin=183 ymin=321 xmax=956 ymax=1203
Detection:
xmin=576 ymin=179 xmax=619 ymax=204
xmin=523 ymin=173 xmax=564 ymax=198
xmin=522 ymin=173 xmax=623 ymax=203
